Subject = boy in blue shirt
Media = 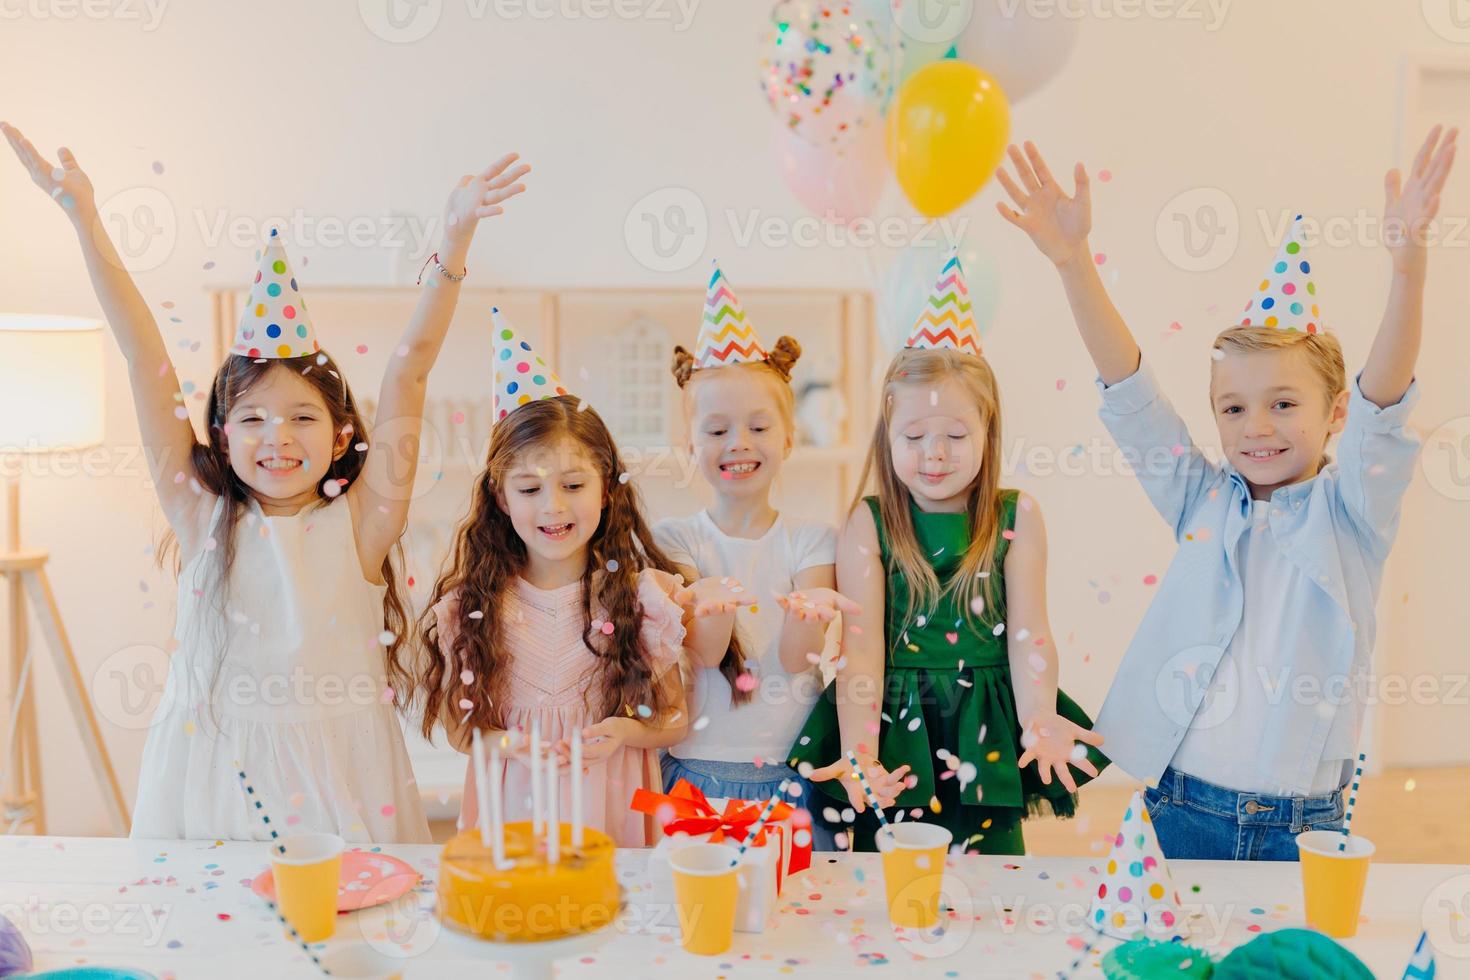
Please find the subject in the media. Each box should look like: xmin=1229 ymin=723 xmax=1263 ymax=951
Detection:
xmin=996 ymin=126 xmax=1456 ymax=859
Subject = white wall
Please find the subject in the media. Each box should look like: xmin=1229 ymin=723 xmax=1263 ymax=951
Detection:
xmin=2 ymin=0 xmax=1467 ymax=835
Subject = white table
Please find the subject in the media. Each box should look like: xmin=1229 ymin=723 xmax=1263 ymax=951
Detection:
xmin=0 ymin=837 xmax=1464 ymax=978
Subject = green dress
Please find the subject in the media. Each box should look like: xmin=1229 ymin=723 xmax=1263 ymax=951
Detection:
xmin=788 ymin=492 xmax=1109 ymax=853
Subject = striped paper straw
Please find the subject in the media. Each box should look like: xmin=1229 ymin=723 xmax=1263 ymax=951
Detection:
xmin=1057 ymin=929 xmax=1104 ymax=980
xmin=234 ymin=761 xmax=332 ymax=976
xmin=728 ymin=780 xmax=790 ymax=869
xmin=845 ymin=749 xmax=890 ymax=829
xmin=1338 ymin=751 xmax=1366 ymax=852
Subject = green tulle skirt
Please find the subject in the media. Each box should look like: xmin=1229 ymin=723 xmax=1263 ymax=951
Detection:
xmin=788 ymin=663 xmax=1110 ymax=854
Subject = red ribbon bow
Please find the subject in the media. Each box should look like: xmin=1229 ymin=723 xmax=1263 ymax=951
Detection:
xmin=630 ymin=779 xmax=792 ymax=847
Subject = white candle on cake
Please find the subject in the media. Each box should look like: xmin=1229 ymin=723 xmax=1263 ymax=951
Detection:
xmin=489 ymin=736 xmax=506 ymax=867
xmin=471 ymin=728 xmax=492 ymax=848
xmin=530 ymin=717 xmax=544 ymax=834
xmin=546 ymin=747 xmax=560 ymax=866
xmin=571 ymin=730 xmax=584 ymax=849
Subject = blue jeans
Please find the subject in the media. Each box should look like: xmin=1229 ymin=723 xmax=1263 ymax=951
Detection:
xmin=1144 ymin=767 xmax=1346 ymax=861
xmin=660 ymin=755 xmax=837 ymax=852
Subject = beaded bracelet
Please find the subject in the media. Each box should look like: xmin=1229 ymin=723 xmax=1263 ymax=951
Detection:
xmin=418 ymin=251 xmax=467 ymax=285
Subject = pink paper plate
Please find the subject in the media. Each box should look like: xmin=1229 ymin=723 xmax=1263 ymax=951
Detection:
xmin=250 ymin=850 xmax=420 ymax=913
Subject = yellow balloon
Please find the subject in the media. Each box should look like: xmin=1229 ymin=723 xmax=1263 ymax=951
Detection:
xmin=888 ymin=60 xmax=1011 ymax=218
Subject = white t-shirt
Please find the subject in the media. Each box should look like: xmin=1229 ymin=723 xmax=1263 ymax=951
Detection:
xmin=1170 ymin=499 xmax=1345 ymax=797
xmin=653 ymin=510 xmax=838 ymax=764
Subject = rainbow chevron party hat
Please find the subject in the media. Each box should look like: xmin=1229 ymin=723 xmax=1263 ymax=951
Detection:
xmin=693 ymin=260 xmax=769 ymax=369
xmin=906 ymin=247 xmax=981 ymax=355
xmin=231 ymin=229 xmax=319 ymax=359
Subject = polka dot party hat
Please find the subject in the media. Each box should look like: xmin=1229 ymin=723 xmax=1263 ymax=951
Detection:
xmin=693 ymin=260 xmax=769 ymax=370
xmin=491 ymin=306 xmax=569 ymax=422
xmin=906 ymin=246 xmax=981 ymax=356
xmin=1090 ymin=790 xmax=1187 ymax=941
xmin=232 ymin=229 xmax=319 ymax=359
xmin=1240 ymin=214 xmax=1322 ymax=333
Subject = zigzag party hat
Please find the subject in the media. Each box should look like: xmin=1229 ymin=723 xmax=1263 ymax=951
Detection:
xmin=1089 ymin=791 xmax=1187 ymax=941
xmin=232 ymin=229 xmax=320 ymax=359
xmin=693 ymin=260 xmax=769 ymax=369
xmin=906 ymin=247 xmax=981 ymax=356
xmin=491 ymin=307 xmax=570 ymax=422
xmin=1240 ymin=214 xmax=1322 ymax=333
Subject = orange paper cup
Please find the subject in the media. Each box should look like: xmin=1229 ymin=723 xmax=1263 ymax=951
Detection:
xmin=668 ymin=842 xmax=740 ymax=956
xmin=878 ymin=823 xmax=953 ymax=929
xmin=1297 ymin=830 xmax=1374 ymax=938
xmin=271 ymin=832 xmax=344 ymax=943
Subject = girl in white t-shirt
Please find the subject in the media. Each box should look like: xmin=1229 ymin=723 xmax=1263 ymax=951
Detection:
xmin=654 ymin=262 xmax=857 ymax=851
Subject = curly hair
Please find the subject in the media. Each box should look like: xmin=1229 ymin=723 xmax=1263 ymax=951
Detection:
xmin=416 ymin=395 xmax=687 ymax=739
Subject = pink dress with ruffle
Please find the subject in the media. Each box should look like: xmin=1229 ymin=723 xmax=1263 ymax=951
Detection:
xmin=434 ymin=568 xmax=685 ymax=847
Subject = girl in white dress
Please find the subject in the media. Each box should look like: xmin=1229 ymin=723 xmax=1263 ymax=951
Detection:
xmin=3 ymin=123 xmax=529 ymax=842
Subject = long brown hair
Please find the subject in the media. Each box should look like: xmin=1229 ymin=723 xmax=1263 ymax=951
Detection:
xmin=160 ymin=353 xmax=413 ymax=708
xmin=668 ymin=339 xmax=803 ymax=705
xmin=855 ymin=347 xmax=1007 ymax=627
xmin=417 ymin=396 xmax=684 ymax=738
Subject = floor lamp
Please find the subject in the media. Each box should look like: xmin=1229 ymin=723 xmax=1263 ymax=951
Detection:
xmin=0 ymin=314 xmax=129 ymax=835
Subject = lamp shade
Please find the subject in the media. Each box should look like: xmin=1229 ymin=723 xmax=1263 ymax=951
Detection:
xmin=0 ymin=314 xmax=106 ymax=452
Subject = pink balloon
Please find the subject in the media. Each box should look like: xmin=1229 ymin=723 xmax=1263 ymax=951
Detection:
xmin=771 ymin=120 xmax=889 ymax=226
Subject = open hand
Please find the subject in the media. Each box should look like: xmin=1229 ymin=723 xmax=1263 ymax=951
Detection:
xmin=1 ymin=122 xmax=97 ymax=219
xmin=673 ymin=575 xmax=757 ymax=618
xmin=443 ymin=152 xmax=530 ymax=244
xmin=1384 ymin=124 xmax=1458 ymax=273
xmin=775 ymin=587 xmax=862 ymax=624
xmin=1016 ymin=712 xmax=1104 ymax=794
xmin=806 ymin=754 xmax=911 ymax=814
xmin=995 ymin=141 xmax=1092 ymax=267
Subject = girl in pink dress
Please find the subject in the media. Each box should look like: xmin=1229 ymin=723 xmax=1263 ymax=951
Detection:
xmin=415 ymin=313 xmax=691 ymax=846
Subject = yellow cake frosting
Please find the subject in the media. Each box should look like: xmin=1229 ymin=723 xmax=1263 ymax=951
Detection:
xmin=437 ymin=821 xmax=619 ymax=942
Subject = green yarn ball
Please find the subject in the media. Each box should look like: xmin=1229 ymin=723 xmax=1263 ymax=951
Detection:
xmin=1215 ymin=929 xmax=1373 ymax=980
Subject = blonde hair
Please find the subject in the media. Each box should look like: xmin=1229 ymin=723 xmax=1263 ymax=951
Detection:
xmin=856 ymin=348 xmax=1006 ymax=627
xmin=670 ymin=337 xmax=803 ymax=435
xmin=1211 ymin=326 xmax=1346 ymax=406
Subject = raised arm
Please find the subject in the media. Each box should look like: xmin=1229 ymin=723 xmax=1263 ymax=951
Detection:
xmin=1360 ymin=124 xmax=1458 ymax=408
xmin=1003 ymin=495 xmax=1102 ymax=792
xmin=995 ymin=141 xmax=1141 ymax=385
xmin=3 ymin=123 xmax=205 ymax=534
xmin=349 ymin=154 xmax=530 ymax=576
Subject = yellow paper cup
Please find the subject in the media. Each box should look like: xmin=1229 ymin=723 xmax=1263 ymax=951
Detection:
xmin=1297 ymin=830 xmax=1374 ymax=938
xmin=668 ymin=842 xmax=740 ymax=956
xmin=271 ymin=832 xmax=344 ymax=943
xmin=878 ymin=822 xmax=953 ymax=929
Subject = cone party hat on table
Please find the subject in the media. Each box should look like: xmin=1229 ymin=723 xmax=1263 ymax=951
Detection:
xmin=692 ymin=260 xmax=769 ymax=369
xmin=232 ymin=229 xmax=319 ymax=359
xmin=1090 ymin=790 xmax=1186 ymax=940
xmin=1239 ymin=213 xmax=1322 ymax=333
xmin=491 ymin=307 xmax=570 ymax=422
xmin=905 ymin=246 xmax=981 ymax=356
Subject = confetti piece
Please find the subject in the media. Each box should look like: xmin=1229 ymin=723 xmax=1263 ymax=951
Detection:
xmin=1094 ymin=253 xmax=1107 ymax=265
xmin=356 ymin=344 xmax=369 ymax=354
xmin=606 ymin=559 xmax=620 ymax=572
xmin=1098 ymin=169 xmax=1112 ymax=182
xmin=735 ymin=673 xmax=758 ymax=692
xmin=378 ymin=630 xmax=396 ymax=646
xmin=1143 ymin=574 xmax=1158 ymax=585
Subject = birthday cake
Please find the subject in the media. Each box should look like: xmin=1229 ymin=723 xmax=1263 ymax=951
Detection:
xmin=437 ymin=821 xmax=619 ymax=943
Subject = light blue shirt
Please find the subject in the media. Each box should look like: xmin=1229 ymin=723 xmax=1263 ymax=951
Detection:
xmin=1091 ymin=357 xmax=1422 ymax=797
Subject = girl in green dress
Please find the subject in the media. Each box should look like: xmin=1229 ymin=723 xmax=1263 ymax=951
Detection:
xmin=787 ymin=258 xmax=1108 ymax=854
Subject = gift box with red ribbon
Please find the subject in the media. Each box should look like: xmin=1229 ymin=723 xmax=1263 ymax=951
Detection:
xmin=632 ymin=779 xmax=813 ymax=933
